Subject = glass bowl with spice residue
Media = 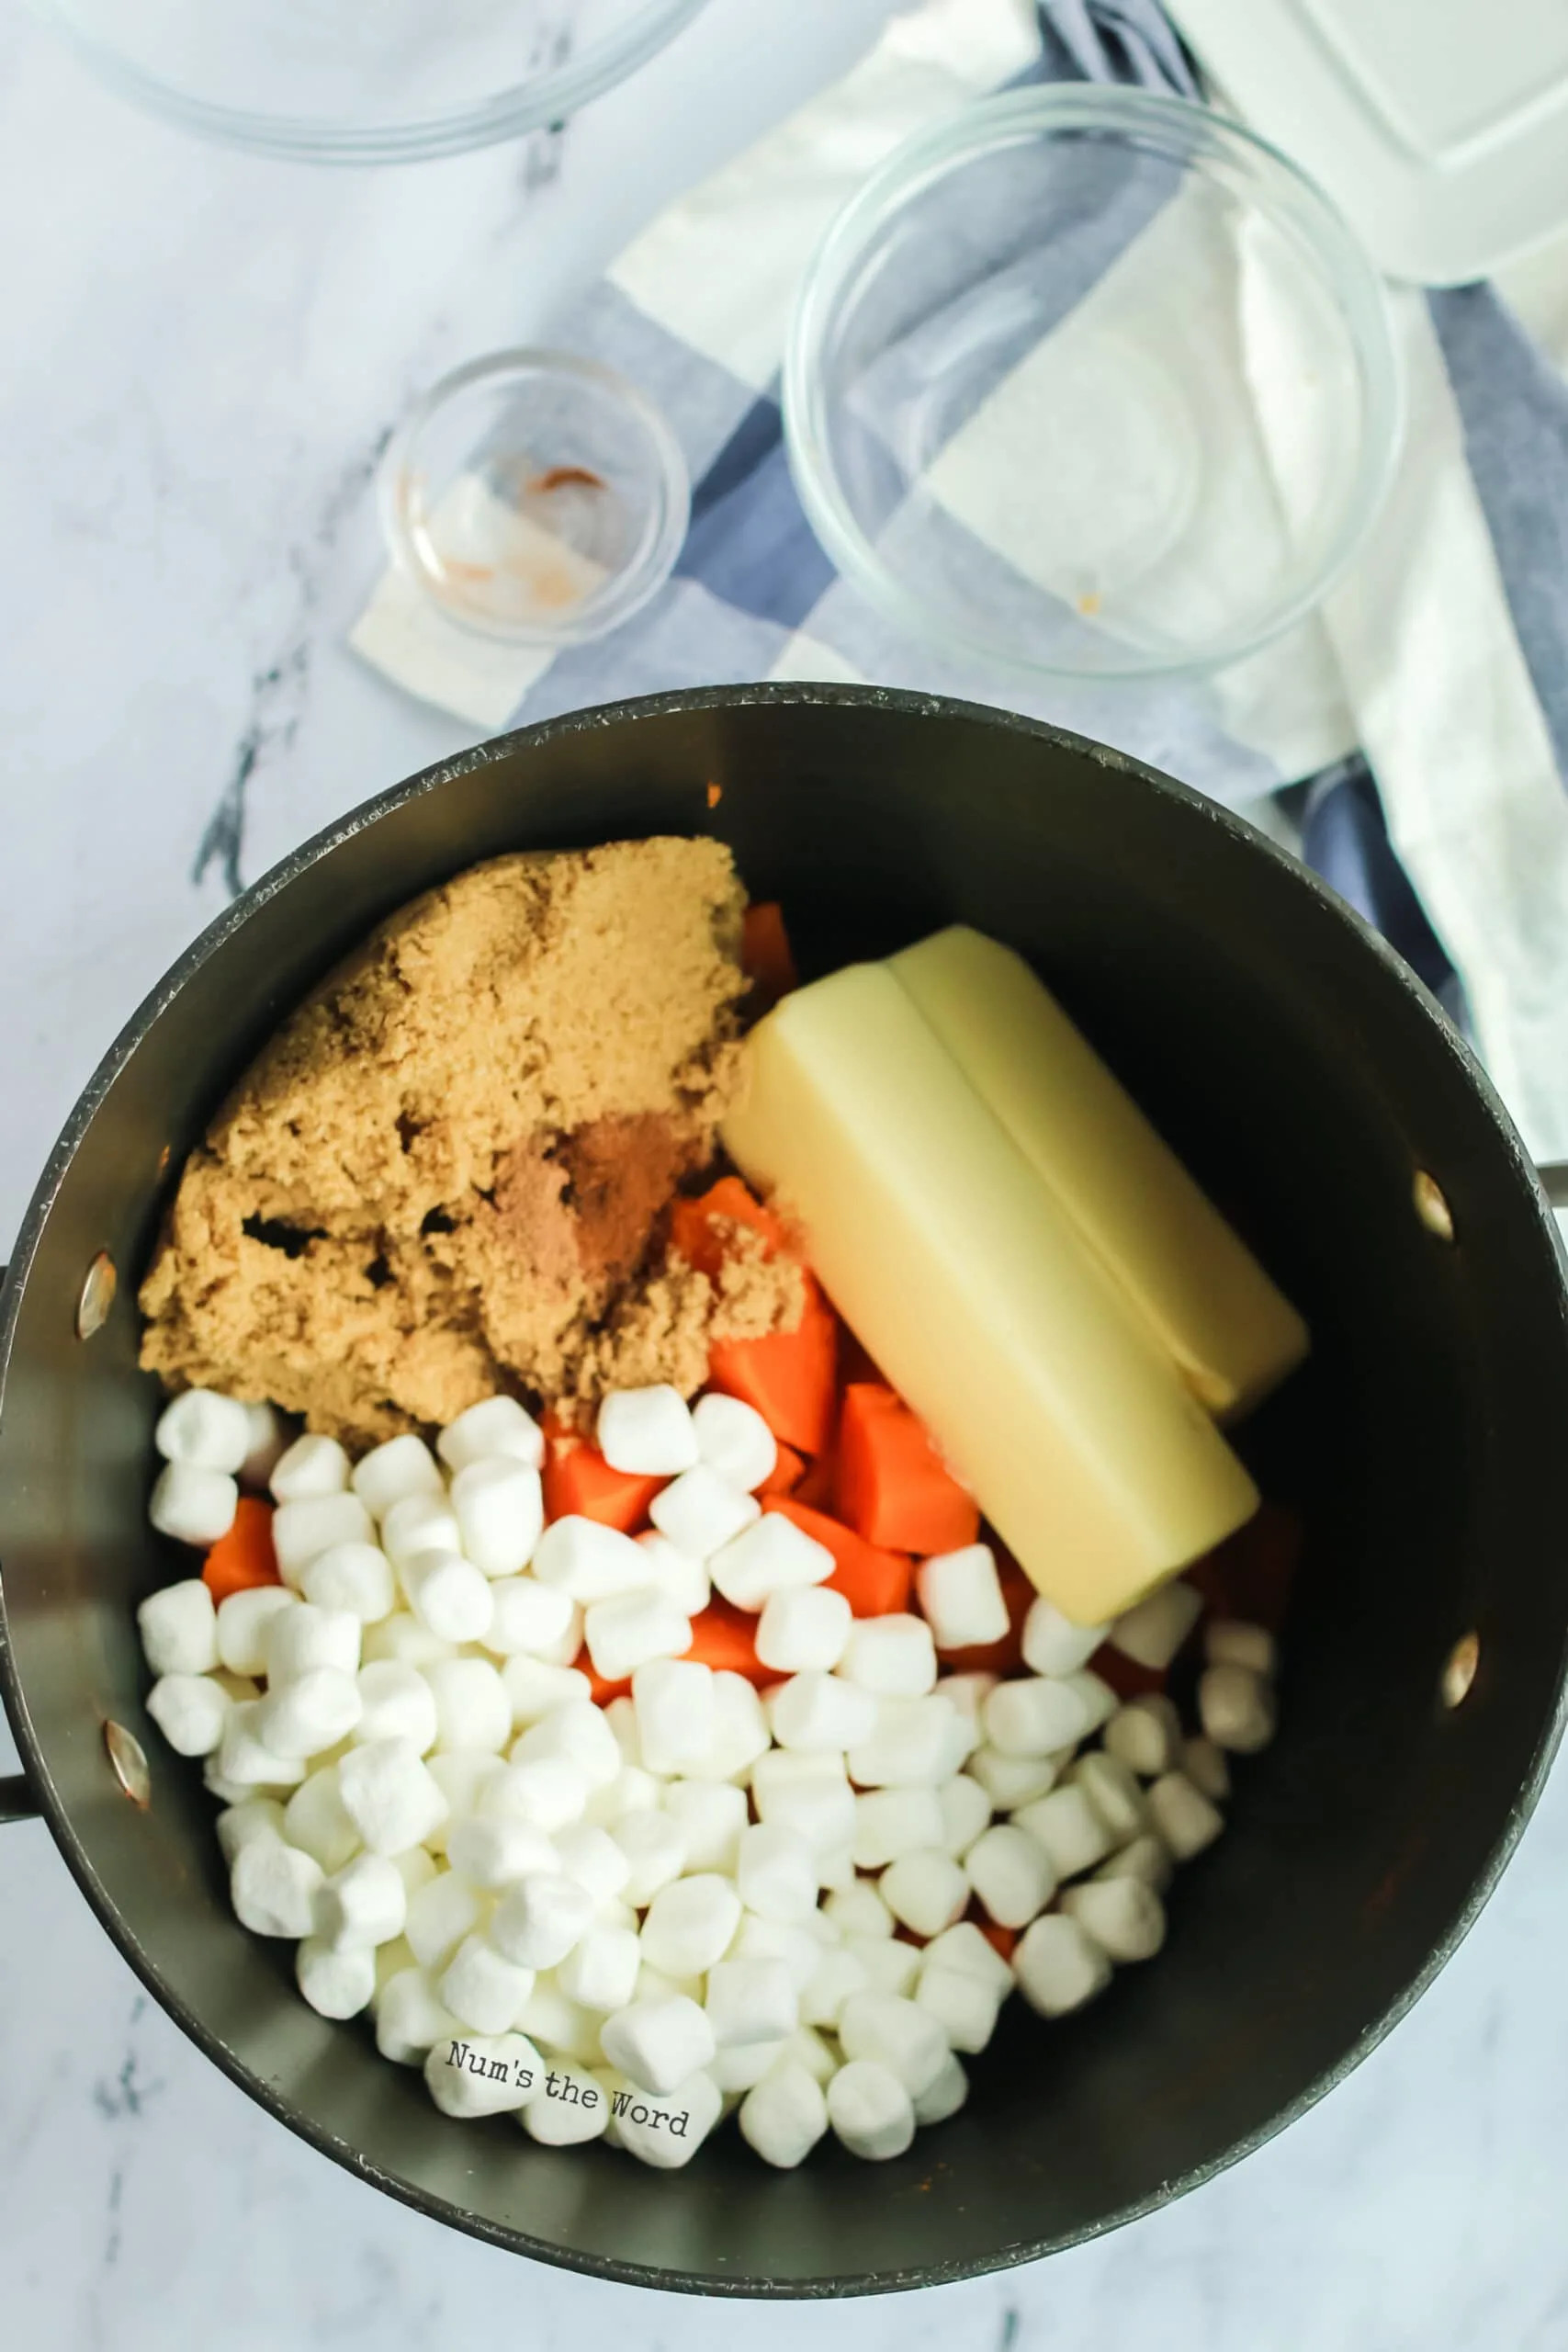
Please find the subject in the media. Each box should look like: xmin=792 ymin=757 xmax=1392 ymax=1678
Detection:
xmin=378 ymin=349 xmax=691 ymax=645
xmin=784 ymin=85 xmax=1400 ymax=684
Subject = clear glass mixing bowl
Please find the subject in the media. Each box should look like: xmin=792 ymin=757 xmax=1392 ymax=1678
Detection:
xmin=784 ymin=87 xmax=1402 ymax=684
xmin=28 ymin=0 xmax=710 ymax=164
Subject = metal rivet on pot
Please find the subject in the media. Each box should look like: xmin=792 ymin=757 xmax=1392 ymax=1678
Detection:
xmin=104 ymin=1720 xmax=151 ymax=1807
xmin=1413 ymin=1171 xmax=1454 ymax=1241
xmin=76 ymin=1250 xmax=117 ymax=1340
xmin=1441 ymin=1632 xmax=1480 ymax=1711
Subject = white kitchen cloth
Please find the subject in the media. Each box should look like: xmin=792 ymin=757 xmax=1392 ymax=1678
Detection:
xmin=352 ymin=0 xmax=1568 ymax=1165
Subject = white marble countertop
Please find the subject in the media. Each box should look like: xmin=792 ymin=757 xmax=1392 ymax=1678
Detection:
xmin=4 ymin=3 xmax=1568 ymax=2342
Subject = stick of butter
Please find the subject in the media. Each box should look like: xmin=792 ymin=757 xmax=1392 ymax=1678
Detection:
xmin=721 ymin=961 xmax=1260 ymax=1624
xmin=889 ymin=927 xmax=1309 ymax=1418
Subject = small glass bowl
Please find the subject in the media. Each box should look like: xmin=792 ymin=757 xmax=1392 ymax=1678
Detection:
xmin=784 ymin=86 xmax=1402 ymax=684
xmin=28 ymin=0 xmax=710 ymax=164
xmin=378 ymin=349 xmax=689 ymax=645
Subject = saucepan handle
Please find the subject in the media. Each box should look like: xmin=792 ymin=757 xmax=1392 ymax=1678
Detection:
xmin=0 ymin=1261 xmax=43 ymax=1822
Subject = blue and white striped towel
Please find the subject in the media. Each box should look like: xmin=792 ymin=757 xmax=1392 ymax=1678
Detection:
xmin=354 ymin=0 xmax=1568 ymax=1165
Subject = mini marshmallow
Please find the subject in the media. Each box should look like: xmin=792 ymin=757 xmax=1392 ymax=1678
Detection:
xmin=217 ymin=1701 xmax=306 ymax=1791
xmin=660 ymin=1779 xmax=748 ymax=1874
xmin=446 ymin=1817 xmax=558 ymax=1892
xmin=440 ymin=1934 xmax=536 ymax=2034
xmin=601 ymin=1995 xmax=716 ymax=2096
xmin=256 ymin=1666 xmax=362 ymax=1760
xmin=881 ymin=1848 xmax=970 ymax=1938
xmin=786 ymin=2025 xmax=841 ymax=2086
xmin=1111 ymin=1577 xmax=1202 ymax=1670
xmin=216 ymin=1797 xmax=287 ymax=1866
xmin=557 ymin=1923 xmax=641 ymax=2012
xmin=381 ymin=1494 xmax=462 ymax=1569
xmin=1020 ymin=1595 xmax=1109 ymax=1678
xmin=818 ymin=1843 xmax=855 ymax=1890
xmin=424 ymin=2031 xmax=540 ymax=2119
xmin=485 ymin=1577 xmax=581 ymax=1659
xmin=964 ymin=1823 xmax=1056 ymax=1928
xmin=937 ymin=1773 xmax=992 ymax=1860
xmin=608 ymin=2067 xmax=723 ymax=2168
xmin=706 ymin=1957 xmax=798 ymax=2048
xmin=351 ymin=1434 xmax=445 ymax=1520
xmin=914 ymin=2052 xmax=970 ymax=2126
xmin=915 ymin=1964 xmax=1001 ymax=2055
xmin=502 ymin=1657 xmax=592 ymax=1727
xmin=405 ymin=1871 xmax=485 ymax=1971
xmin=984 ymin=1672 xmax=1113 ymax=1758
xmin=709 ymin=1512 xmax=833 ymax=1612
xmin=516 ymin=1979 xmax=604 ymax=2065
xmin=155 ymin=1387 xmax=253 ymax=1474
xmin=1147 ymin=1770 xmax=1225 ymax=1860
xmin=312 ymin=1852 xmax=406 ymax=1953
xmin=634 ymin=1532 xmax=711 ymax=1618
xmin=847 ymin=1934 xmax=922 ymax=1999
xmin=300 ymin=1542 xmax=397 ymax=1624
xmin=395 ymin=1847 xmax=437 ymax=1898
xmin=846 ymin=1694 xmax=960 ymax=1788
xmin=581 ymin=1763 xmax=662 ymax=1830
xmin=150 ymin=1463 xmax=239 ymax=1548
xmin=739 ymin=2060 xmax=828 ymax=2168
xmin=231 ymin=1833 xmax=323 ymax=1937
xmin=282 ymin=1764 xmax=362 ymax=1872
xmin=514 ymin=1698 xmax=622 ymax=1789
xmin=337 ymin=1737 xmax=448 ymax=1856
xmin=520 ymin=2064 xmax=609 ymax=2145
xmin=375 ymin=1970 xmax=461 ymax=2064
xmin=554 ymin=1822 xmax=633 ymax=1903
xmin=360 ymin=1611 xmax=455 ymax=1668
xmin=1181 ymin=1736 xmax=1232 ymax=1803
xmin=1013 ymin=1913 xmax=1112 ymax=2017
xmin=922 ymin=1920 xmax=1015 ymax=1999
xmin=611 ymin=1812 xmax=689 ymax=1905
xmin=852 ymin=1787 xmax=945 ymax=1870
xmin=531 ymin=1515 xmax=654 ymax=1603
xmin=583 ymin=1590 xmax=692 ymax=1683
xmin=490 ymin=1873 xmax=597 ymax=1969
xmin=737 ymin=1822 xmax=818 ymax=1924
xmin=354 ymin=1661 xmax=439 ymax=1752
xmin=1102 ymin=1693 xmax=1183 ymax=1779
xmin=483 ymin=1758 xmax=589 ymax=1837
xmin=839 ymin=1990 xmax=948 ymax=2098
xmin=425 ymin=1751 xmax=506 ymax=1849
xmin=1012 ymin=1785 xmax=1113 ymax=1881
xmin=402 ymin=1553 xmax=495 ymax=1646
xmin=1206 ymin=1617 xmax=1278 ymax=1677
xmin=265 ymin=1601 xmax=361 ymax=1685
xmin=634 ymin=1962 xmax=705 ymax=2008
xmin=239 ymin=1402 xmax=287 ymax=1490
xmin=769 ymin=1671 xmax=878 ymax=1754
xmin=841 ymin=1614 xmax=938 ymax=1699
xmin=710 ymin=2039 xmax=786 ymax=2093
xmin=692 ymin=1392 xmax=777 ymax=1491
xmin=933 ymin=1701 xmax=980 ymax=1781
xmin=799 ymin=1943 xmax=870 ymax=2030
xmin=827 ymin=2058 xmax=916 ymax=2161
xmin=968 ymin=1745 xmax=1066 ymax=1810
xmin=1094 ymin=1831 xmax=1174 ymax=1893
xmin=597 ymin=1385 xmax=700 ymax=1477
xmin=754 ymin=1584 xmax=852 ymax=1674
xmin=825 ymin=1880 xmax=896 ymax=1940
xmin=1070 ymin=1751 xmax=1150 ymax=1843
xmin=938 ymin=1668 xmax=1000 ymax=1724
xmin=297 ymin=1936 xmax=377 ymax=2019
xmin=1199 ymin=1663 xmax=1278 ymax=1754
xmin=137 ymin=1578 xmax=219 ymax=1677
xmin=730 ymin=1914 xmax=834 ymax=1995
xmin=916 ymin=1546 xmax=1009 ymax=1653
xmin=751 ymin=1752 xmax=856 ymax=1852
xmin=649 ymin=1464 xmax=760 ymax=1562
xmin=271 ymin=1432 xmax=350 ymax=1501
xmin=147 ymin=1672 xmax=229 ymax=1757
xmin=702 ymin=1669 xmax=771 ymax=1781
xmin=273 ymin=1493 xmax=375 ymax=1586
xmin=632 ymin=1658 xmax=716 ymax=1776
xmin=438 ymin=1396 xmax=544 ymax=1475
xmin=1060 ymin=1877 xmax=1168 ymax=1962
xmin=640 ymin=1872 xmax=743 ymax=1975
xmin=423 ymin=1657 xmax=513 ymax=1754
xmin=451 ymin=1457 xmax=545 ymax=1578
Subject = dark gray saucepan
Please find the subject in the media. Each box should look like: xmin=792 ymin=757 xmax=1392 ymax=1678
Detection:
xmin=4 ymin=684 xmax=1568 ymax=2297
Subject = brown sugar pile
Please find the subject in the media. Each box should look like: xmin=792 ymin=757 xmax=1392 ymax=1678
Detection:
xmin=139 ymin=840 xmax=801 ymax=1448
